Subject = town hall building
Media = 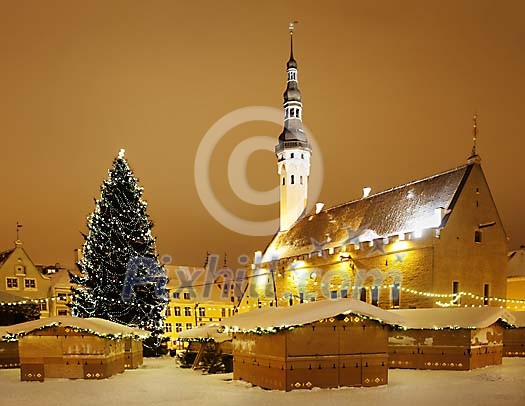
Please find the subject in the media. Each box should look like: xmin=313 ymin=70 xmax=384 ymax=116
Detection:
xmin=247 ymin=25 xmax=508 ymax=310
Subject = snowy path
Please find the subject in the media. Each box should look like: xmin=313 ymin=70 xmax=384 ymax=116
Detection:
xmin=1 ymin=358 xmax=524 ymax=406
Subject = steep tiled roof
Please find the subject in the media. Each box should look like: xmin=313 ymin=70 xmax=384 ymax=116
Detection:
xmin=0 ymin=249 xmax=14 ymax=267
xmin=264 ymin=164 xmax=471 ymax=260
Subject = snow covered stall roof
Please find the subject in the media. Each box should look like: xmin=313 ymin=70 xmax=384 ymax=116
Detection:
xmin=265 ymin=165 xmax=471 ymax=259
xmin=390 ymin=307 xmax=516 ymax=330
xmin=217 ymin=298 xmax=404 ymax=334
xmin=177 ymin=323 xmax=231 ymax=343
xmin=510 ymin=311 xmax=525 ymax=328
xmin=0 ymin=316 xmax=150 ymax=341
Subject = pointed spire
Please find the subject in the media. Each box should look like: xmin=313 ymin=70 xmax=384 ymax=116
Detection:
xmin=468 ymin=112 xmax=481 ymax=164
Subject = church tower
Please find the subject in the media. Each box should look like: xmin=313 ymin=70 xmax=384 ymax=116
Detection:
xmin=275 ymin=23 xmax=311 ymax=232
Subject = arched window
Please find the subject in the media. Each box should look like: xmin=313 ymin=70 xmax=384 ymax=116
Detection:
xmin=282 ymin=177 xmax=285 ymax=186
xmin=291 ymin=175 xmax=295 ymax=185
xmin=300 ymin=176 xmax=303 ymax=185
xmin=301 ymin=153 xmax=304 ymax=159
xmin=290 ymin=109 xmax=295 ymax=118
xmin=290 ymin=153 xmax=294 ymax=158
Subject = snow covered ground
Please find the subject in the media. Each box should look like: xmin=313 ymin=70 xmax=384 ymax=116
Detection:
xmin=1 ymin=357 xmax=524 ymax=406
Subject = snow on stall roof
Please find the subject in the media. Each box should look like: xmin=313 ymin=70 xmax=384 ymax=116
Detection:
xmin=219 ymin=298 xmax=405 ymax=333
xmin=390 ymin=307 xmax=516 ymax=330
xmin=510 ymin=311 xmax=525 ymax=328
xmin=0 ymin=316 xmax=150 ymax=340
xmin=264 ymin=165 xmax=469 ymax=260
xmin=177 ymin=324 xmax=231 ymax=343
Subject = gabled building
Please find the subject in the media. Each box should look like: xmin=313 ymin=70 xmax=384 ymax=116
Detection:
xmin=0 ymin=240 xmax=51 ymax=317
xmin=248 ymin=27 xmax=508 ymax=310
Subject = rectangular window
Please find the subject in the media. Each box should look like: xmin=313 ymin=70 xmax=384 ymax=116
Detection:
xmin=221 ymin=308 xmax=226 ymax=317
xmin=371 ymin=286 xmax=379 ymax=306
xmin=24 ymin=278 xmax=36 ymax=289
xmin=330 ymin=290 xmax=337 ymax=299
xmin=183 ymin=292 xmax=191 ymax=300
xmin=173 ymin=292 xmax=180 ymax=299
xmin=453 ymin=281 xmax=460 ymax=305
xmin=6 ymin=277 xmax=18 ymax=289
xmin=58 ymin=310 xmax=68 ymax=316
xmin=198 ymin=307 xmax=205 ymax=317
xmin=175 ymin=323 xmax=183 ymax=333
xmin=185 ymin=323 xmax=192 ymax=330
xmin=360 ymin=287 xmax=367 ymax=302
xmin=299 ymin=292 xmax=305 ymax=303
xmin=174 ymin=306 xmax=181 ymax=316
xmin=39 ymin=302 xmax=48 ymax=311
xmin=165 ymin=307 xmax=172 ymax=317
xmin=392 ymin=283 xmax=400 ymax=308
xmin=184 ymin=307 xmax=191 ymax=317
xmin=484 ymin=284 xmax=490 ymax=306
xmin=164 ymin=323 xmax=172 ymax=333
xmin=340 ymin=289 xmax=348 ymax=299
xmin=475 ymin=230 xmax=483 ymax=243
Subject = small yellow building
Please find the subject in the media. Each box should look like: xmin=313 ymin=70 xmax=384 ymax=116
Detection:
xmin=0 ymin=240 xmax=51 ymax=317
xmin=162 ymin=264 xmax=236 ymax=350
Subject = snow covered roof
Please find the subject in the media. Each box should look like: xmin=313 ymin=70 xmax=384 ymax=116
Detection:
xmin=510 ymin=311 xmax=525 ymax=328
xmin=177 ymin=324 xmax=231 ymax=343
xmin=219 ymin=298 xmax=405 ymax=333
xmin=0 ymin=316 xmax=150 ymax=340
xmin=264 ymin=165 xmax=470 ymax=260
xmin=390 ymin=307 xmax=516 ymax=330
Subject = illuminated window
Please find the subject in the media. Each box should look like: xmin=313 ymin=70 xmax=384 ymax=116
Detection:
xmin=165 ymin=307 xmax=172 ymax=317
xmin=483 ymin=284 xmax=490 ymax=306
xmin=474 ymin=230 xmax=483 ymax=243
xmin=174 ymin=306 xmax=181 ymax=316
xmin=58 ymin=310 xmax=68 ymax=316
xmin=392 ymin=283 xmax=400 ymax=308
xmin=175 ymin=323 xmax=183 ymax=332
xmin=183 ymin=292 xmax=191 ymax=300
xmin=185 ymin=323 xmax=192 ymax=330
xmin=360 ymin=287 xmax=367 ymax=302
xmin=184 ymin=307 xmax=191 ymax=316
xmin=6 ymin=277 xmax=18 ymax=289
xmin=453 ymin=281 xmax=460 ymax=304
xmin=198 ymin=307 xmax=205 ymax=317
xmin=39 ymin=302 xmax=48 ymax=311
xmin=164 ymin=323 xmax=172 ymax=333
xmin=221 ymin=308 xmax=226 ymax=317
xmin=24 ymin=278 xmax=36 ymax=289
xmin=371 ymin=286 xmax=379 ymax=306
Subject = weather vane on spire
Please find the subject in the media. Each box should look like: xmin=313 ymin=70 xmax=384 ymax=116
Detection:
xmin=16 ymin=221 xmax=23 ymax=241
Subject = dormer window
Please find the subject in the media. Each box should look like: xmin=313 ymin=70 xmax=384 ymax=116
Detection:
xmin=474 ymin=230 xmax=483 ymax=243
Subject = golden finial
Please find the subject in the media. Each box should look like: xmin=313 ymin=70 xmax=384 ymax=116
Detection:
xmin=289 ymin=20 xmax=298 ymax=35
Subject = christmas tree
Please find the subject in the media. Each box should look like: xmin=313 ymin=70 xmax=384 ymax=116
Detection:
xmin=70 ymin=149 xmax=167 ymax=355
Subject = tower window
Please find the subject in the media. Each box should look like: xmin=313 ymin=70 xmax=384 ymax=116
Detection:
xmin=483 ymin=284 xmax=490 ymax=306
xmin=453 ymin=281 xmax=460 ymax=304
xmin=300 ymin=176 xmax=303 ymax=185
xmin=291 ymin=175 xmax=295 ymax=185
xmin=282 ymin=177 xmax=285 ymax=186
xmin=301 ymin=153 xmax=304 ymax=159
xmin=290 ymin=109 xmax=295 ymax=118
xmin=474 ymin=230 xmax=483 ymax=243
xmin=290 ymin=153 xmax=294 ymax=158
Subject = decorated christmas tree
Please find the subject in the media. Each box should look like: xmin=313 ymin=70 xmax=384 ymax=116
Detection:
xmin=70 ymin=149 xmax=167 ymax=355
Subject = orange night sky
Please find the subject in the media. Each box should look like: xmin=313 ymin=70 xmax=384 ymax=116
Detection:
xmin=1 ymin=0 xmax=524 ymax=268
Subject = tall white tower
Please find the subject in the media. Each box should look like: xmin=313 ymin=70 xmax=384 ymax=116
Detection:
xmin=275 ymin=23 xmax=311 ymax=232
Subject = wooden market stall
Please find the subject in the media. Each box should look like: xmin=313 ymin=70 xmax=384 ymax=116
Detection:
xmin=221 ymin=298 xmax=403 ymax=391
xmin=0 ymin=326 xmax=19 ymax=369
xmin=503 ymin=311 xmax=525 ymax=357
xmin=388 ymin=307 xmax=515 ymax=370
xmin=177 ymin=324 xmax=233 ymax=373
xmin=0 ymin=316 xmax=149 ymax=381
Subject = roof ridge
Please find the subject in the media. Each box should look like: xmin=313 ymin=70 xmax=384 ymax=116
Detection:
xmin=321 ymin=164 xmax=469 ymax=214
